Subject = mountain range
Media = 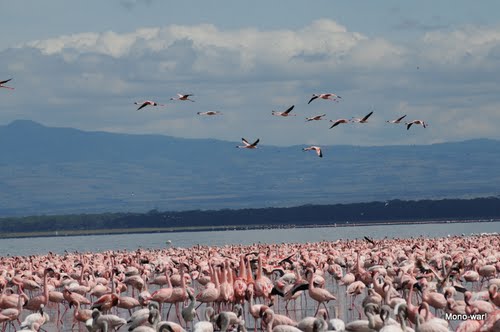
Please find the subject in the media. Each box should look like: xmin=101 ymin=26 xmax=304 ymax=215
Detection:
xmin=1 ymin=119 xmax=499 ymax=217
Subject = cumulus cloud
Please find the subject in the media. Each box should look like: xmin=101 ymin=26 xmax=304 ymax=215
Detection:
xmin=2 ymin=20 xmax=500 ymax=146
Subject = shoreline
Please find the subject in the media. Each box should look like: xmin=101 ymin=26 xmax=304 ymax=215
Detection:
xmin=0 ymin=218 xmax=498 ymax=240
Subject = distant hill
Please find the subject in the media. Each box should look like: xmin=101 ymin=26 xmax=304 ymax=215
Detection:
xmin=1 ymin=120 xmax=500 ymax=216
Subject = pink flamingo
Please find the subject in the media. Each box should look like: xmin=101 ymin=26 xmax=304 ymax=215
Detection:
xmin=272 ymin=105 xmax=295 ymax=117
xmin=0 ymin=79 xmax=14 ymax=90
xmin=306 ymin=268 xmax=336 ymax=317
xmin=302 ymin=146 xmax=323 ymax=158
xmin=197 ymin=111 xmax=222 ymax=116
xmin=351 ymin=111 xmax=374 ymax=123
xmin=171 ymin=93 xmax=195 ymax=102
xmin=24 ymin=268 xmax=54 ymax=311
xmin=406 ymin=120 xmax=427 ymax=130
xmin=306 ymin=114 xmax=326 ymax=122
xmin=236 ymin=138 xmax=260 ymax=149
xmin=308 ymin=93 xmax=341 ymax=104
xmin=329 ymin=119 xmax=350 ymax=128
xmin=386 ymin=115 xmax=407 ymax=124
xmin=134 ymin=100 xmax=165 ymax=110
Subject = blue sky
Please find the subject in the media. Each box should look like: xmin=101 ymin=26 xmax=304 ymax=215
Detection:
xmin=2 ymin=0 xmax=500 ymax=146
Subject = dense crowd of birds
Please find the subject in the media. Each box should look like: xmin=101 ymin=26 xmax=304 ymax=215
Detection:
xmin=1 ymin=78 xmax=428 ymax=159
xmin=0 ymin=234 xmax=498 ymax=331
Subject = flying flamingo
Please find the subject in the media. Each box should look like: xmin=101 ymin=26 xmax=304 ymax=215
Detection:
xmin=197 ymin=111 xmax=222 ymax=116
xmin=302 ymin=146 xmax=323 ymax=158
xmin=272 ymin=105 xmax=295 ymax=117
xmin=386 ymin=115 xmax=407 ymax=124
xmin=306 ymin=114 xmax=327 ymax=122
xmin=134 ymin=100 xmax=164 ymax=110
xmin=351 ymin=111 xmax=374 ymax=123
xmin=171 ymin=94 xmax=195 ymax=102
xmin=406 ymin=120 xmax=427 ymax=130
xmin=308 ymin=93 xmax=341 ymax=104
xmin=236 ymin=138 xmax=260 ymax=149
xmin=0 ymin=78 xmax=14 ymax=90
xmin=329 ymin=119 xmax=349 ymax=128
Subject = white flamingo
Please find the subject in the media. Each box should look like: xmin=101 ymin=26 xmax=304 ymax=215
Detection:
xmin=272 ymin=105 xmax=295 ymax=117
xmin=197 ymin=111 xmax=222 ymax=116
xmin=330 ymin=119 xmax=350 ymax=129
xmin=308 ymin=93 xmax=341 ymax=104
xmin=386 ymin=115 xmax=407 ymax=124
xmin=0 ymin=78 xmax=14 ymax=90
xmin=306 ymin=114 xmax=327 ymax=122
xmin=134 ymin=101 xmax=164 ymax=111
xmin=351 ymin=111 xmax=373 ymax=123
xmin=236 ymin=138 xmax=260 ymax=149
xmin=406 ymin=120 xmax=427 ymax=130
xmin=303 ymin=146 xmax=323 ymax=158
xmin=171 ymin=94 xmax=195 ymax=102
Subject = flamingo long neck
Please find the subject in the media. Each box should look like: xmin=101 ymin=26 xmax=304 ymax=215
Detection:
xmin=257 ymin=256 xmax=263 ymax=280
xmin=214 ymin=266 xmax=220 ymax=288
xmin=407 ymin=284 xmax=416 ymax=310
xmin=180 ymin=267 xmax=186 ymax=290
xmin=366 ymin=310 xmax=377 ymax=330
xmin=43 ymin=270 xmax=49 ymax=303
xmin=384 ymin=284 xmax=392 ymax=304
xmin=246 ymin=259 xmax=254 ymax=284
xmin=266 ymin=312 xmax=274 ymax=332
xmin=239 ymin=256 xmax=246 ymax=279
xmin=73 ymin=301 xmax=79 ymax=319
xmin=166 ymin=268 xmax=173 ymax=288
xmin=308 ymin=270 xmax=315 ymax=290
xmin=226 ymin=262 xmax=233 ymax=285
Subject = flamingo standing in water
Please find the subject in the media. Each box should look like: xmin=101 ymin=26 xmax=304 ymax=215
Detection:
xmin=329 ymin=119 xmax=350 ymax=128
xmin=308 ymin=93 xmax=341 ymax=104
xmin=303 ymin=146 xmax=323 ymax=158
xmin=306 ymin=114 xmax=327 ymax=122
xmin=406 ymin=120 xmax=427 ymax=130
xmin=0 ymin=78 xmax=14 ymax=90
xmin=272 ymin=105 xmax=295 ymax=117
xmin=134 ymin=101 xmax=164 ymax=110
xmin=171 ymin=94 xmax=195 ymax=102
xmin=306 ymin=269 xmax=336 ymax=317
xmin=236 ymin=138 xmax=260 ymax=149
xmin=386 ymin=115 xmax=407 ymax=124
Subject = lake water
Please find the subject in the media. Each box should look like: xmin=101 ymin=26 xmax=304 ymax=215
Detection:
xmin=1 ymin=220 xmax=498 ymax=256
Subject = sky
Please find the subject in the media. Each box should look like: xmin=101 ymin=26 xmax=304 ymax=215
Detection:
xmin=2 ymin=0 xmax=500 ymax=146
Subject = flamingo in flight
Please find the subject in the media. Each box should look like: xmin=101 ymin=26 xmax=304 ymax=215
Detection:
xmin=303 ymin=146 xmax=323 ymax=158
xmin=351 ymin=111 xmax=373 ymax=123
xmin=171 ymin=93 xmax=195 ymax=102
xmin=386 ymin=115 xmax=407 ymax=124
xmin=329 ymin=119 xmax=349 ymax=129
xmin=236 ymin=138 xmax=260 ymax=149
xmin=272 ymin=105 xmax=295 ymax=117
xmin=134 ymin=100 xmax=164 ymax=111
xmin=406 ymin=120 xmax=427 ymax=130
xmin=0 ymin=78 xmax=14 ymax=90
xmin=197 ymin=111 xmax=222 ymax=116
xmin=306 ymin=114 xmax=326 ymax=122
xmin=308 ymin=93 xmax=341 ymax=104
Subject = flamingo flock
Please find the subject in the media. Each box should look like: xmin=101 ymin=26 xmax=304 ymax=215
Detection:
xmin=0 ymin=234 xmax=497 ymax=331
xmin=2 ymin=76 xmax=429 ymax=160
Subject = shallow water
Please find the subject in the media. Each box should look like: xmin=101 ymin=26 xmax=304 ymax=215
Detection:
xmin=1 ymin=220 xmax=498 ymax=257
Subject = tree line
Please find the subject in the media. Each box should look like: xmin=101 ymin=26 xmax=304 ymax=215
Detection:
xmin=1 ymin=197 xmax=499 ymax=234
